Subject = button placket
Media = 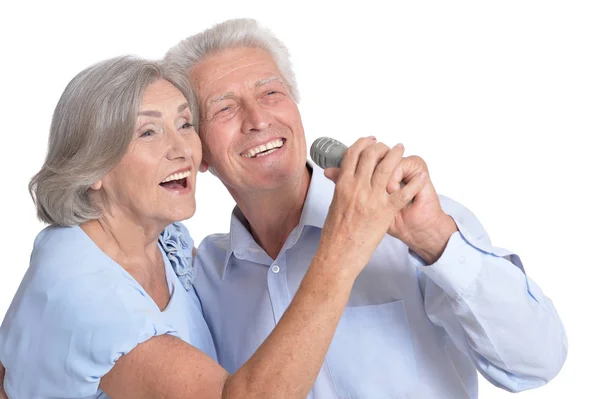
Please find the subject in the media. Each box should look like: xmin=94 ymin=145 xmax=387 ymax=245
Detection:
xmin=266 ymin=260 xmax=290 ymax=324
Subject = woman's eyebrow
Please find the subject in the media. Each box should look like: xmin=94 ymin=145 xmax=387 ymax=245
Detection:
xmin=138 ymin=103 xmax=189 ymax=117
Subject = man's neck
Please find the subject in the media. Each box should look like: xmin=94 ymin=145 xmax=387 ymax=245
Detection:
xmin=231 ymin=166 xmax=312 ymax=260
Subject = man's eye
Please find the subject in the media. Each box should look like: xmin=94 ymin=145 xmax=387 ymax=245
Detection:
xmin=219 ymin=106 xmax=231 ymax=113
xmin=267 ymin=91 xmax=277 ymax=95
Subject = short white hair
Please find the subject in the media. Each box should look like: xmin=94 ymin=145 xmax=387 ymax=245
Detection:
xmin=163 ymin=18 xmax=299 ymax=105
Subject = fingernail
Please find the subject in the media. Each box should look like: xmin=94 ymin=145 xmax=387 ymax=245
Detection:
xmin=368 ymin=136 xmax=376 ymax=140
xmin=395 ymin=143 xmax=404 ymax=148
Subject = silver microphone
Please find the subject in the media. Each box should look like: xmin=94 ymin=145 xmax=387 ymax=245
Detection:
xmin=310 ymin=136 xmax=410 ymax=196
xmin=309 ymin=137 xmax=348 ymax=169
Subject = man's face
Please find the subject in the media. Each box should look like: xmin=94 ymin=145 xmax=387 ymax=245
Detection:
xmin=190 ymin=47 xmax=307 ymax=196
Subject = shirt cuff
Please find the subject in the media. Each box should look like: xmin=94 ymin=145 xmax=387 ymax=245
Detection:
xmin=409 ymin=230 xmax=484 ymax=297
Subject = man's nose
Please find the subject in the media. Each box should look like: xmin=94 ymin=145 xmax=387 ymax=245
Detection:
xmin=241 ymin=102 xmax=272 ymax=134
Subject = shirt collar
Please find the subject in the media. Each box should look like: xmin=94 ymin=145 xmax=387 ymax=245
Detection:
xmin=221 ymin=161 xmax=335 ymax=279
xmin=297 ymin=161 xmax=335 ymax=229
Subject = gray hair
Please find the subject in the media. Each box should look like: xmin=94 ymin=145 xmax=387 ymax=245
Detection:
xmin=163 ymin=18 xmax=299 ymax=106
xmin=29 ymin=56 xmax=198 ymax=226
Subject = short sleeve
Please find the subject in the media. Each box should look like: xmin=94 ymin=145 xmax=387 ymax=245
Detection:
xmin=0 ymin=229 xmax=178 ymax=398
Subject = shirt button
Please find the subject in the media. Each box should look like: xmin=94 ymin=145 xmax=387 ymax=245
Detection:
xmin=272 ymin=264 xmax=280 ymax=273
xmin=459 ymin=256 xmax=466 ymax=263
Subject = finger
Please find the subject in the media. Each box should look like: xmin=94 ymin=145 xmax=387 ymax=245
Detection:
xmin=355 ymin=142 xmax=391 ymax=185
xmin=389 ymin=171 xmax=427 ymax=209
xmin=371 ymin=143 xmax=405 ymax=191
xmin=386 ymin=155 xmax=425 ymax=194
xmin=324 ymin=167 xmax=341 ymax=183
xmin=339 ymin=136 xmax=377 ymax=178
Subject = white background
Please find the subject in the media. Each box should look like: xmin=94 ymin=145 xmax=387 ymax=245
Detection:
xmin=0 ymin=0 xmax=598 ymax=397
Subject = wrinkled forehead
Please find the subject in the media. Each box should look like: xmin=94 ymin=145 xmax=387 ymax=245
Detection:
xmin=189 ymin=47 xmax=284 ymax=98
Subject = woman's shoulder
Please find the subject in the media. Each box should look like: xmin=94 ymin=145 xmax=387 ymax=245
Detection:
xmin=27 ymin=225 xmax=120 ymax=287
xmin=0 ymin=225 xmax=177 ymax=398
xmin=32 ymin=225 xmax=103 ymax=262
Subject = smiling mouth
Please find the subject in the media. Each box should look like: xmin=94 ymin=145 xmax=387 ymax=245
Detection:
xmin=241 ymin=138 xmax=286 ymax=158
xmin=159 ymin=170 xmax=190 ymax=190
xmin=160 ymin=178 xmax=188 ymax=190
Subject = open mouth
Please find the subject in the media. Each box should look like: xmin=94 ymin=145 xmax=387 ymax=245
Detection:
xmin=241 ymin=138 xmax=286 ymax=158
xmin=159 ymin=169 xmax=190 ymax=190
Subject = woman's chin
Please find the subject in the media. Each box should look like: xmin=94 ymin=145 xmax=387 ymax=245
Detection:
xmin=167 ymin=202 xmax=196 ymax=224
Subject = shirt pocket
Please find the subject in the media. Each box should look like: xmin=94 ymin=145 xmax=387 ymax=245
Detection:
xmin=325 ymin=299 xmax=417 ymax=399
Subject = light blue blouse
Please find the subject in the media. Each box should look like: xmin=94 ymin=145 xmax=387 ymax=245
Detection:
xmin=0 ymin=222 xmax=217 ymax=398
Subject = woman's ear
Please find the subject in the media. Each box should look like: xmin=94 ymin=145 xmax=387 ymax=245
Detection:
xmin=90 ymin=180 xmax=102 ymax=190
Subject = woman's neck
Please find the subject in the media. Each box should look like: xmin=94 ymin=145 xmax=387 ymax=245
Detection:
xmin=80 ymin=214 xmax=170 ymax=309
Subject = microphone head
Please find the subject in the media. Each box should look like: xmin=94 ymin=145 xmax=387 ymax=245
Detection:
xmin=310 ymin=137 xmax=348 ymax=169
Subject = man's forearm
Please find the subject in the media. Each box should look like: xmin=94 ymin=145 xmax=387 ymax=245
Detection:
xmin=420 ymin=233 xmax=567 ymax=392
xmin=406 ymin=214 xmax=458 ymax=264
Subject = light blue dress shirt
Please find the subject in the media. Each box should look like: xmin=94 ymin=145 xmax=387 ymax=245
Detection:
xmin=0 ymin=222 xmax=217 ymax=399
xmin=195 ymin=164 xmax=567 ymax=399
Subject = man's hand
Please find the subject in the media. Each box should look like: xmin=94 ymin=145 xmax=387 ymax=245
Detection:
xmin=321 ymin=138 xmax=428 ymax=274
xmin=383 ymin=148 xmax=457 ymax=264
xmin=325 ymin=142 xmax=457 ymax=265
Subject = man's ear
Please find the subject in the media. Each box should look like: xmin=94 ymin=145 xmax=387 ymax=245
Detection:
xmin=90 ymin=180 xmax=102 ymax=190
xmin=200 ymin=160 xmax=209 ymax=173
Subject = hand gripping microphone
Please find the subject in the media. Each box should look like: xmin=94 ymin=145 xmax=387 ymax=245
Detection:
xmin=310 ymin=136 xmax=410 ymax=196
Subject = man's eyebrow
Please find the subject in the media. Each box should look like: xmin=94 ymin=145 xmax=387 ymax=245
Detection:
xmin=207 ymin=92 xmax=234 ymax=106
xmin=205 ymin=77 xmax=282 ymax=107
xmin=255 ymin=76 xmax=283 ymax=87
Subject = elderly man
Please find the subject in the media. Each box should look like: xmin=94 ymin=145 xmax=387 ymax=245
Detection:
xmin=164 ymin=18 xmax=567 ymax=398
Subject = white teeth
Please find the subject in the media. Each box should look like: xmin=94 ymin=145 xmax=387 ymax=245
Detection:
xmin=255 ymin=148 xmax=277 ymax=157
xmin=161 ymin=170 xmax=191 ymax=183
xmin=242 ymin=139 xmax=284 ymax=158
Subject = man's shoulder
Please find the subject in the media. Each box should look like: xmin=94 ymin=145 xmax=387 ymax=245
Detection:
xmin=198 ymin=232 xmax=231 ymax=253
xmin=195 ymin=233 xmax=231 ymax=275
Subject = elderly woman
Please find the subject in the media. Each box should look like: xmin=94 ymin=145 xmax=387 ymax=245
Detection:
xmin=0 ymin=56 xmax=414 ymax=398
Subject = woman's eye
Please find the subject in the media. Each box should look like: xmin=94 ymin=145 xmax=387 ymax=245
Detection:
xmin=267 ymin=90 xmax=277 ymax=95
xmin=141 ymin=129 xmax=154 ymax=137
xmin=181 ymin=122 xmax=194 ymax=129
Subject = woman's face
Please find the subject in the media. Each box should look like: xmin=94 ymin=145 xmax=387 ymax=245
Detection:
xmin=94 ymin=79 xmax=202 ymax=227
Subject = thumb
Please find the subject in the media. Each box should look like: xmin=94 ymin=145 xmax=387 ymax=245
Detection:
xmin=324 ymin=167 xmax=341 ymax=183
